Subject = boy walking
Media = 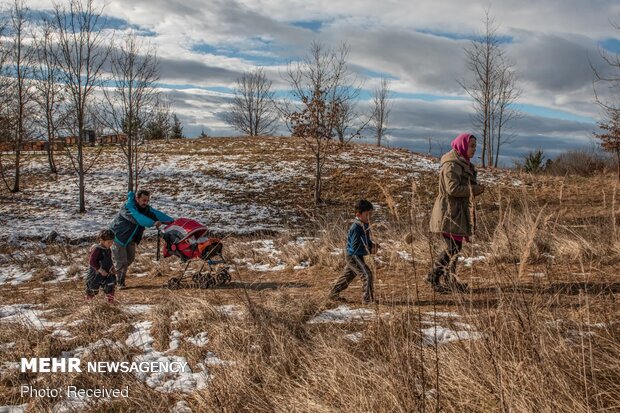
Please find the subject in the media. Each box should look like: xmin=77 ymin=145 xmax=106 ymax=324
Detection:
xmin=86 ymin=229 xmax=117 ymax=303
xmin=329 ymin=200 xmax=378 ymax=304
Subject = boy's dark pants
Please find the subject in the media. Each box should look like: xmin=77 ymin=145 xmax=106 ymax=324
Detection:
xmin=85 ymin=273 xmax=117 ymax=296
xmin=330 ymin=255 xmax=374 ymax=303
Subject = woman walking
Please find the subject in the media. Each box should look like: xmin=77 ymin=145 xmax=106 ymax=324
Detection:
xmin=428 ymin=133 xmax=485 ymax=292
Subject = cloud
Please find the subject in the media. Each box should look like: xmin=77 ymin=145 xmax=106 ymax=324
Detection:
xmin=157 ymin=56 xmax=243 ymax=85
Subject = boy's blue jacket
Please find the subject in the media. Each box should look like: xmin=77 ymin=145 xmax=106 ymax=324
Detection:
xmin=346 ymin=218 xmax=374 ymax=256
xmin=110 ymin=192 xmax=173 ymax=247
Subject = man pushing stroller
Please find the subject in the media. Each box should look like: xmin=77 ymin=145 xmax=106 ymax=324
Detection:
xmin=110 ymin=190 xmax=174 ymax=289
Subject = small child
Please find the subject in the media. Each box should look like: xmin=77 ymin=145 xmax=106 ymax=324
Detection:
xmin=85 ymin=229 xmax=117 ymax=303
xmin=329 ymin=200 xmax=378 ymax=304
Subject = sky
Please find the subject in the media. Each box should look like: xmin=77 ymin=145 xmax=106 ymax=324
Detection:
xmin=19 ymin=0 xmax=620 ymax=164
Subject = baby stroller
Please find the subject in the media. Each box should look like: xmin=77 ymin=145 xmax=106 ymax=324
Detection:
xmin=159 ymin=218 xmax=231 ymax=289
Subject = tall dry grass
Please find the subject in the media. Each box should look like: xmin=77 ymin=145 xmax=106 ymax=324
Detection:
xmin=1 ymin=175 xmax=619 ymax=412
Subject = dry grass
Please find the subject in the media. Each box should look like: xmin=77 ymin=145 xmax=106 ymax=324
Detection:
xmin=1 ymin=138 xmax=619 ymax=412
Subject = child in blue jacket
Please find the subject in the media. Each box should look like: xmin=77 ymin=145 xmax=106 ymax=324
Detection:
xmin=329 ymin=200 xmax=378 ymax=304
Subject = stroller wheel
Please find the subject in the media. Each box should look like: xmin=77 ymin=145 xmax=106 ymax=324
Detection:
xmin=167 ymin=277 xmax=182 ymax=290
xmin=216 ymin=268 xmax=231 ymax=285
xmin=199 ymin=274 xmax=216 ymax=289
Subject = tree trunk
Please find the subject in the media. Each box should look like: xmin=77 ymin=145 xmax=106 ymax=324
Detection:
xmin=46 ymin=141 xmax=57 ymax=174
xmin=314 ymin=152 xmax=322 ymax=205
xmin=127 ymin=134 xmax=134 ymax=192
xmin=495 ymin=116 xmax=502 ymax=168
xmin=78 ymin=125 xmax=86 ymax=213
xmin=617 ymin=150 xmax=620 ymax=182
xmin=12 ymin=148 xmax=20 ymax=193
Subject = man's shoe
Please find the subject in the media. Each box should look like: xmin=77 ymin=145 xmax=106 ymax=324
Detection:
xmin=447 ymin=280 xmax=469 ymax=293
xmin=328 ymin=294 xmax=348 ymax=303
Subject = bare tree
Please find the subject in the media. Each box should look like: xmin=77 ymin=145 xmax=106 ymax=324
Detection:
xmin=372 ymin=77 xmax=392 ymax=146
xmin=282 ymin=42 xmax=355 ymax=204
xmin=592 ymin=18 xmax=620 ymax=181
xmin=52 ymin=0 xmax=112 ymax=213
xmin=593 ymin=19 xmax=620 ymax=111
xmin=492 ymin=64 xmax=520 ymax=167
xmin=289 ymin=90 xmax=341 ymax=204
xmin=459 ymin=10 xmax=519 ymax=168
xmin=5 ymin=0 xmax=37 ymax=193
xmin=225 ymin=68 xmax=278 ymax=136
xmin=33 ymin=19 xmax=67 ymax=174
xmin=0 ymin=16 xmax=12 ymax=190
xmin=333 ymin=75 xmax=364 ymax=143
xmin=104 ymin=33 xmax=159 ymax=192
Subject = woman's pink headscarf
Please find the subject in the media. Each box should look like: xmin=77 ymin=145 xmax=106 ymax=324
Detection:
xmin=451 ymin=133 xmax=475 ymax=161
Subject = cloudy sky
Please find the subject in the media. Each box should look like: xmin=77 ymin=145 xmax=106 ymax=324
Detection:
xmin=25 ymin=0 xmax=620 ymax=164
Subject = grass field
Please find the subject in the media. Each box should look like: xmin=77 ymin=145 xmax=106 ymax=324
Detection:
xmin=0 ymin=137 xmax=618 ymax=412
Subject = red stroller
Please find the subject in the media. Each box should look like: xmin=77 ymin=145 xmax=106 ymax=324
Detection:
xmin=159 ymin=218 xmax=231 ymax=289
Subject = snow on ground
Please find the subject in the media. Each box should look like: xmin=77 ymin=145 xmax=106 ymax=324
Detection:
xmin=0 ymin=304 xmax=63 ymax=329
xmin=344 ymin=332 xmax=364 ymax=342
xmin=0 ymin=404 xmax=28 ymax=413
xmin=171 ymin=400 xmax=193 ymax=413
xmin=125 ymin=304 xmax=155 ymax=315
xmin=1 ymin=139 xmax=519 ymax=243
xmin=308 ymin=305 xmax=377 ymax=324
xmin=459 ymin=255 xmax=487 ymax=268
xmin=424 ymin=311 xmax=461 ymax=319
xmin=215 ymin=304 xmax=244 ymax=318
xmin=421 ymin=326 xmax=482 ymax=346
xmin=125 ymin=320 xmax=211 ymax=393
xmin=186 ymin=332 xmax=209 ymax=347
xmin=421 ymin=311 xmax=482 ymax=346
xmin=0 ymin=265 xmax=34 ymax=285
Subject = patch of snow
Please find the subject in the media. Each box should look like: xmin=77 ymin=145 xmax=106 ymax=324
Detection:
xmin=204 ymin=352 xmax=235 ymax=367
xmin=0 ymin=404 xmax=28 ymax=413
xmin=0 ymin=362 xmax=19 ymax=374
xmin=344 ymin=332 xmax=364 ymax=342
xmin=66 ymin=338 xmax=122 ymax=359
xmin=287 ymin=237 xmax=319 ymax=247
xmin=308 ymin=305 xmax=376 ymax=324
xmin=215 ymin=305 xmax=244 ymax=318
xmin=530 ymin=272 xmax=546 ymax=277
xmin=186 ymin=332 xmax=209 ymax=347
xmin=397 ymin=251 xmax=413 ymax=261
xmin=0 ymin=304 xmax=63 ymax=329
xmin=459 ymin=255 xmax=487 ymax=268
xmin=123 ymin=320 xmax=213 ymax=393
xmin=66 ymin=319 xmax=85 ymax=327
xmin=421 ymin=326 xmax=482 ymax=346
xmin=168 ymin=330 xmax=183 ymax=352
xmin=171 ymin=400 xmax=193 ymax=413
xmin=293 ymin=260 xmax=311 ymax=270
xmin=246 ymin=262 xmax=286 ymax=272
xmin=125 ymin=321 xmax=154 ymax=351
xmin=52 ymin=329 xmax=74 ymax=339
xmin=424 ymin=311 xmax=460 ymax=319
xmin=0 ymin=265 xmax=34 ymax=285
xmin=125 ymin=304 xmax=154 ymax=315
xmin=52 ymin=396 xmax=92 ymax=413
